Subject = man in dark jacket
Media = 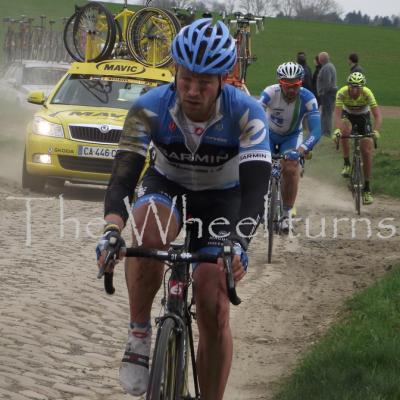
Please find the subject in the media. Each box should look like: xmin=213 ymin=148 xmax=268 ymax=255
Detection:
xmin=296 ymin=52 xmax=312 ymax=92
xmin=348 ymin=53 xmax=363 ymax=73
xmin=317 ymin=51 xmax=337 ymax=136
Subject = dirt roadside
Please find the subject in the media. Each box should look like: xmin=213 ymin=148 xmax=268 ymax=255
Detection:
xmin=380 ymin=105 xmax=400 ymax=118
xmin=0 ymin=104 xmax=399 ymax=399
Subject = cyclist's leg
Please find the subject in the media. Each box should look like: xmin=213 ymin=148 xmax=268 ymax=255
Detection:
xmin=189 ymin=187 xmax=241 ymax=400
xmin=279 ymin=133 xmax=302 ymax=211
xmin=359 ymin=113 xmax=374 ymax=203
xmin=340 ymin=113 xmax=352 ymax=157
xmin=127 ymin=168 xmax=182 ymax=323
xmin=339 ymin=112 xmax=353 ymax=176
xmin=359 ymin=113 xmax=373 ymax=183
xmin=120 ymin=168 xmax=183 ymax=395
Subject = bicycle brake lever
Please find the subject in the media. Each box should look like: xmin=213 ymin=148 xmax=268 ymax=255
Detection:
xmin=97 ymin=249 xmax=114 ymax=279
xmin=222 ymin=245 xmax=241 ymax=306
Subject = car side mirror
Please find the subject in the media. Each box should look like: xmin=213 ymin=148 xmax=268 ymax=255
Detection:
xmin=27 ymin=91 xmax=46 ymax=105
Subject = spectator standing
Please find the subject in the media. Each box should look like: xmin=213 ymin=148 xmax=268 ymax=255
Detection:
xmin=296 ymin=52 xmax=312 ymax=92
xmin=311 ymin=55 xmax=322 ymax=105
xmin=317 ymin=51 xmax=337 ymax=136
xmin=348 ymin=52 xmax=363 ymax=73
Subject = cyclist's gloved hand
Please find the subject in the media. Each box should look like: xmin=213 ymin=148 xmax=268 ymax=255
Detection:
xmin=332 ymin=129 xmax=341 ymax=142
xmin=232 ymin=242 xmax=249 ymax=272
xmin=96 ymin=226 xmax=126 ymax=264
xmin=372 ymin=130 xmax=380 ymax=140
xmin=284 ymin=149 xmax=300 ymax=161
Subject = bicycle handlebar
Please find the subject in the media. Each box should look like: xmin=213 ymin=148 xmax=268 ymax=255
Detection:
xmin=335 ymin=133 xmax=377 ymax=150
xmin=271 ymin=153 xmax=310 ymax=161
xmin=98 ymin=245 xmax=241 ymax=305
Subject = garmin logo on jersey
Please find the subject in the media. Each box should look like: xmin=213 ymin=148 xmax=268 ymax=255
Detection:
xmin=240 ymin=151 xmax=270 ymax=162
xmin=167 ymin=151 xmax=229 ymax=164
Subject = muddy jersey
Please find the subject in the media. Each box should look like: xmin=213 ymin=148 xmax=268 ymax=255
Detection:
xmin=118 ymin=83 xmax=271 ymax=191
xmin=259 ymin=84 xmax=320 ymax=150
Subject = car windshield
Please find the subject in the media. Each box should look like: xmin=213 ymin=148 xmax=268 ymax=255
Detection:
xmin=51 ymin=74 xmax=159 ymax=109
xmin=22 ymin=67 xmax=67 ymax=86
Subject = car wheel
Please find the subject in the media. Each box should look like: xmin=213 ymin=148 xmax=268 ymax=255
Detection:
xmin=22 ymin=150 xmax=46 ymax=192
xmin=48 ymin=178 xmax=65 ymax=188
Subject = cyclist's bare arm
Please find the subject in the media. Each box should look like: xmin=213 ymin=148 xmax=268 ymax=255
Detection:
xmin=371 ymin=105 xmax=382 ymax=132
xmin=334 ymin=106 xmax=347 ymax=133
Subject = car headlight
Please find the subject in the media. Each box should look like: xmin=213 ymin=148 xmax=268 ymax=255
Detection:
xmin=32 ymin=116 xmax=64 ymax=137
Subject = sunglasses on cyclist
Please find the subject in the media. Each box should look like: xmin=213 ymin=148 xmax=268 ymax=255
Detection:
xmin=279 ymin=79 xmax=302 ymax=88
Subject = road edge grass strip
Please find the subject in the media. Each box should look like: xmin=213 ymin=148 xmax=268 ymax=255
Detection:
xmin=274 ymin=265 xmax=400 ymax=400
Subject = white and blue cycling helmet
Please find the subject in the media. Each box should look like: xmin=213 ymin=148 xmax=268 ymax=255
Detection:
xmin=276 ymin=62 xmax=304 ymax=80
xmin=171 ymin=18 xmax=236 ymax=75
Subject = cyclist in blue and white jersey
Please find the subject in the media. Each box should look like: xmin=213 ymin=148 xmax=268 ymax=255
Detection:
xmin=96 ymin=19 xmax=271 ymax=400
xmin=259 ymin=62 xmax=321 ymax=232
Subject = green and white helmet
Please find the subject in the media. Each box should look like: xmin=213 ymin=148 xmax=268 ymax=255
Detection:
xmin=347 ymin=72 xmax=366 ymax=86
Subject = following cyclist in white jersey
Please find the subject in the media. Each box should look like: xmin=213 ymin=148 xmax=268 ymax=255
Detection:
xmin=96 ymin=18 xmax=271 ymax=400
xmin=259 ymin=62 xmax=321 ymax=232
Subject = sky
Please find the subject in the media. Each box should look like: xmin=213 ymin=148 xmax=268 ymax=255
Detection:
xmin=97 ymin=0 xmax=399 ymax=18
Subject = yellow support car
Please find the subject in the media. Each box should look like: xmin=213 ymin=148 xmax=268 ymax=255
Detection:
xmin=22 ymin=59 xmax=172 ymax=191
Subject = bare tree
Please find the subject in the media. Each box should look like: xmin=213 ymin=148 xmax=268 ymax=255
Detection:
xmin=272 ymin=0 xmax=297 ymax=17
xmin=239 ymin=0 xmax=274 ymax=15
xmin=208 ymin=0 xmax=225 ymax=13
xmin=239 ymin=0 xmax=252 ymax=13
xmin=148 ymin=0 xmax=192 ymax=8
xmin=294 ymin=0 xmax=341 ymax=18
xmin=225 ymin=0 xmax=235 ymax=14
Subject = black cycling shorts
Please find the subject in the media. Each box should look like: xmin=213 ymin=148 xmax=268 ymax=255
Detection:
xmin=342 ymin=111 xmax=372 ymax=135
xmin=134 ymin=167 xmax=241 ymax=252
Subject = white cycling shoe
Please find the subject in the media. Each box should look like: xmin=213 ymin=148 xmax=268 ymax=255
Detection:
xmin=119 ymin=327 xmax=152 ymax=396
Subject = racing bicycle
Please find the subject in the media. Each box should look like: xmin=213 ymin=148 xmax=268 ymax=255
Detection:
xmin=267 ymin=153 xmax=284 ymax=264
xmin=98 ymin=227 xmax=241 ymax=399
xmin=267 ymin=152 xmax=307 ymax=263
xmin=226 ymin=12 xmax=261 ymax=89
xmin=336 ymin=125 xmax=376 ymax=215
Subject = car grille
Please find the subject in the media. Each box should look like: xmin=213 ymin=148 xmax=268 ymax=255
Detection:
xmin=58 ymin=156 xmax=113 ymax=174
xmin=69 ymin=125 xmax=122 ymax=144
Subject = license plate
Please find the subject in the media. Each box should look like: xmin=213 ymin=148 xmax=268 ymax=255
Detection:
xmin=78 ymin=146 xmax=117 ymax=159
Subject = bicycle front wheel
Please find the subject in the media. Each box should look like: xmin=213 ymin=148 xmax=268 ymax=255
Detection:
xmin=352 ymin=156 xmax=362 ymax=215
xmin=237 ymin=32 xmax=248 ymax=82
xmin=72 ymin=1 xmax=116 ymax=62
xmin=146 ymin=317 xmax=180 ymax=400
xmin=126 ymin=7 xmax=180 ymax=68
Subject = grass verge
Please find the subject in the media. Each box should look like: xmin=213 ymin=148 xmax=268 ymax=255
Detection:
xmin=307 ymin=117 xmax=400 ymax=199
xmin=274 ymin=266 xmax=400 ymax=400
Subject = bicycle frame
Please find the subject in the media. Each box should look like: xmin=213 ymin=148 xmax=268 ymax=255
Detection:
xmin=155 ymin=240 xmax=200 ymax=398
xmin=114 ymin=2 xmax=134 ymax=42
xmin=226 ymin=14 xmax=258 ymax=89
xmin=98 ymin=234 xmax=240 ymax=399
xmin=350 ymin=136 xmax=363 ymax=215
xmin=266 ymin=152 xmax=307 ymax=262
xmin=267 ymin=155 xmax=284 ymax=263
xmin=339 ymin=124 xmax=376 ymax=215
